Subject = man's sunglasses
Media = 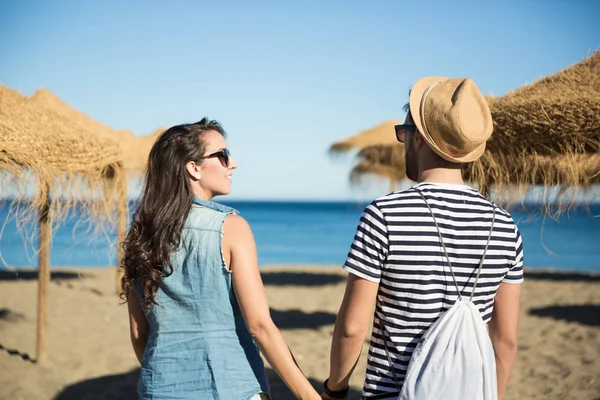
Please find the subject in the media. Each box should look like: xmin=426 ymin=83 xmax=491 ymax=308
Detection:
xmin=200 ymin=148 xmax=231 ymax=168
xmin=394 ymin=124 xmax=417 ymax=143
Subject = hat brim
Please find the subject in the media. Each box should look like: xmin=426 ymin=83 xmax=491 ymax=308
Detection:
xmin=409 ymin=76 xmax=487 ymax=163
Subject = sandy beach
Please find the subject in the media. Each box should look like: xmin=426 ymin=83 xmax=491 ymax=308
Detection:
xmin=0 ymin=266 xmax=599 ymax=400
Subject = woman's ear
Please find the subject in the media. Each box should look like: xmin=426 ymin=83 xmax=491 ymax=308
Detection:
xmin=186 ymin=161 xmax=202 ymax=180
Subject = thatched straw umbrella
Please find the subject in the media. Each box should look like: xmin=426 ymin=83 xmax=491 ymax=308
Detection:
xmin=350 ymin=143 xmax=600 ymax=200
xmin=486 ymin=51 xmax=600 ymax=155
xmin=469 ymin=51 xmax=600 ymax=199
xmin=0 ymin=85 xmax=123 ymax=362
xmin=330 ymin=120 xmax=401 ymax=151
xmin=330 ymin=52 xmax=600 ymax=207
xmin=116 ymin=126 xmax=165 ymax=171
xmin=349 ymin=145 xmax=406 ymax=190
xmin=29 ymin=90 xmax=130 ymax=292
xmin=329 ymin=120 xmax=403 ymax=191
xmin=30 ymin=90 xmax=164 ymax=171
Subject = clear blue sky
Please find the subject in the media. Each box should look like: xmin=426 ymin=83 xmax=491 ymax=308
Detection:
xmin=1 ymin=1 xmax=599 ymax=200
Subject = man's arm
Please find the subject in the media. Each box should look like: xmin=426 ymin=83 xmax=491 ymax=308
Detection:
xmin=325 ymin=273 xmax=379 ymax=396
xmin=489 ymin=282 xmax=521 ymax=400
xmin=323 ymin=201 xmax=388 ymax=398
xmin=489 ymin=223 xmax=524 ymax=399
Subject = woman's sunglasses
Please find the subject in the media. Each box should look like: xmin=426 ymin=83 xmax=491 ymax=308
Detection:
xmin=394 ymin=124 xmax=417 ymax=143
xmin=200 ymin=148 xmax=231 ymax=168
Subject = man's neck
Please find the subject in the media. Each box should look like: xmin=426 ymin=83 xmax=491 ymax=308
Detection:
xmin=418 ymin=167 xmax=465 ymax=185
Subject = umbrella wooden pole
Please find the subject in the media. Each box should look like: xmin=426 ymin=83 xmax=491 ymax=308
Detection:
xmin=37 ymin=187 xmax=51 ymax=363
xmin=115 ymin=175 xmax=127 ymax=294
xmin=390 ymin=179 xmax=397 ymax=193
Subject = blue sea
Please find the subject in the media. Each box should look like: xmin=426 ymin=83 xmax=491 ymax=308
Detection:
xmin=0 ymin=200 xmax=599 ymax=272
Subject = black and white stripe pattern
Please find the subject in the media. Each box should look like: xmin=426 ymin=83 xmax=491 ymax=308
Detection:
xmin=343 ymin=182 xmax=524 ymax=399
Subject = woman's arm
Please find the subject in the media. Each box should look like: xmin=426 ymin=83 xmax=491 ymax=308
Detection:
xmin=223 ymin=214 xmax=320 ymax=400
xmin=126 ymin=286 xmax=148 ymax=364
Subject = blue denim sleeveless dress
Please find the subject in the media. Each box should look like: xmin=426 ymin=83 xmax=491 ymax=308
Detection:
xmin=135 ymin=197 xmax=270 ymax=400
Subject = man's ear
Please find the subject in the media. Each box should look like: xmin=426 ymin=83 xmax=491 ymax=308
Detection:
xmin=414 ymin=132 xmax=427 ymax=149
xmin=186 ymin=161 xmax=202 ymax=180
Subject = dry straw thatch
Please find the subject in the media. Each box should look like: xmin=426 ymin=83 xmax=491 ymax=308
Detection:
xmin=329 ymin=120 xmax=404 ymax=190
xmin=28 ymin=89 xmax=139 ymax=292
xmin=330 ymin=52 xmax=600 ymax=206
xmin=27 ymin=88 xmax=129 ymax=237
xmin=330 ymin=120 xmax=401 ymax=153
xmin=30 ymin=89 xmax=161 ymax=172
xmin=350 ymin=144 xmax=406 ymax=182
xmin=1 ymin=85 xmax=124 ymax=219
xmin=465 ymin=147 xmax=600 ymax=197
xmin=118 ymin=126 xmax=165 ymax=171
xmin=487 ymin=51 xmax=600 ymax=155
xmin=1 ymin=84 xmax=126 ymax=362
xmin=470 ymin=51 xmax=600 ymax=200
xmin=30 ymin=89 xmax=117 ymax=142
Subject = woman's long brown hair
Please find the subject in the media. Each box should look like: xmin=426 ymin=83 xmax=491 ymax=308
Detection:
xmin=120 ymin=118 xmax=225 ymax=309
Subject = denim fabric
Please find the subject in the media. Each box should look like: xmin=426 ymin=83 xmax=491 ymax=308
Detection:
xmin=136 ymin=196 xmax=270 ymax=400
xmin=249 ymin=394 xmax=270 ymax=400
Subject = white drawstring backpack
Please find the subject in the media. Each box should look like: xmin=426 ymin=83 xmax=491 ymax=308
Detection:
xmin=380 ymin=189 xmax=498 ymax=400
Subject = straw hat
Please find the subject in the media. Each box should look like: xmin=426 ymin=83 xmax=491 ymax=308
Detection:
xmin=409 ymin=76 xmax=493 ymax=163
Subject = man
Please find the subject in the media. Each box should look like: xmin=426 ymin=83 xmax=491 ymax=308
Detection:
xmin=323 ymin=77 xmax=523 ymax=400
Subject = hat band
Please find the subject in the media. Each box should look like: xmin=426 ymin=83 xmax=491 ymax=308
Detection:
xmin=419 ymin=80 xmax=443 ymax=145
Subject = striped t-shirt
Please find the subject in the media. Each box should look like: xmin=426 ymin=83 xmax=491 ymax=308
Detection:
xmin=343 ymin=182 xmax=524 ymax=399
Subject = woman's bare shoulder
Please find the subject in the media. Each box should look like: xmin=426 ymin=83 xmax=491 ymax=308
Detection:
xmin=223 ymin=214 xmax=254 ymax=243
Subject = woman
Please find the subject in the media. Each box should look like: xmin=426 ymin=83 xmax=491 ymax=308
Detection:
xmin=121 ymin=118 xmax=320 ymax=400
